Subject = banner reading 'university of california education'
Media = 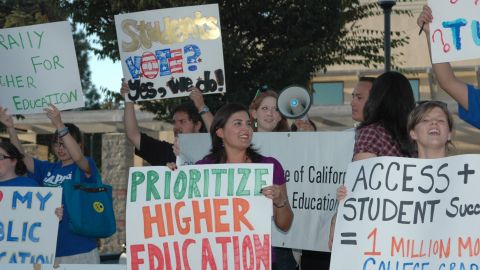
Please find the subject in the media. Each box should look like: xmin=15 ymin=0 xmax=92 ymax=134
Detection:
xmin=178 ymin=131 xmax=355 ymax=252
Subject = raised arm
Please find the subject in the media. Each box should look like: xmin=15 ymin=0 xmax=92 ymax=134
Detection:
xmin=0 ymin=107 xmax=34 ymax=172
xmin=122 ymin=80 xmax=141 ymax=149
xmin=45 ymin=105 xmax=91 ymax=176
xmin=189 ymin=87 xmax=213 ymax=131
xmin=418 ymin=5 xmax=468 ymax=109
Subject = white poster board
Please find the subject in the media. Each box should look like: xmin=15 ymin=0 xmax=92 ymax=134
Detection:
xmin=428 ymin=0 xmax=480 ymax=63
xmin=126 ymin=164 xmax=273 ymax=270
xmin=115 ymin=4 xmax=226 ymax=102
xmin=178 ymin=131 xmax=355 ymax=251
xmin=5 ymin=265 xmax=126 ymax=270
xmin=0 ymin=21 xmax=85 ymax=114
xmin=0 ymin=187 xmax=61 ymax=264
xmin=331 ymin=155 xmax=480 ymax=269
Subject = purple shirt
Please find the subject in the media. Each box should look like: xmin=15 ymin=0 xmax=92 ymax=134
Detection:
xmin=196 ymin=155 xmax=286 ymax=185
xmin=196 ymin=154 xmax=286 ymax=263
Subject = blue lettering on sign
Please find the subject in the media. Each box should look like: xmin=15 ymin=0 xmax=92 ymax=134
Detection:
xmin=12 ymin=191 xmax=32 ymax=209
xmin=442 ymin=19 xmax=468 ymax=50
xmin=36 ymin=191 xmax=52 ymax=211
xmin=472 ymin=20 xmax=480 ymax=46
xmin=0 ymin=221 xmax=42 ymax=242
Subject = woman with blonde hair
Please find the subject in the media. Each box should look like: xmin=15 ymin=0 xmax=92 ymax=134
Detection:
xmin=249 ymin=89 xmax=289 ymax=132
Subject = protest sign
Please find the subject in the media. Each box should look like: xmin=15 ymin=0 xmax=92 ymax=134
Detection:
xmin=177 ymin=131 xmax=355 ymax=251
xmin=126 ymin=164 xmax=273 ymax=270
xmin=6 ymin=264 xmax=126 ymax=270
xmin=6 ymin=264 xmax=127 ymax=270
xmin=0 ymin=21 xmax=85 ymax=114
xmin=331 ymin=154 xmax=480 ymax=269
xmin=0 ymin=187 xmax=61 ymax=264
xmin=114 ymin=4 xmax=226 ymax=102
xmin=428 ymin=0 xmax=480 ymax=63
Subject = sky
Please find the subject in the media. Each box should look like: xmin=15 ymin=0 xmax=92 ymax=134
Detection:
xmin=89 ymin=52 xmax=123 ymax=101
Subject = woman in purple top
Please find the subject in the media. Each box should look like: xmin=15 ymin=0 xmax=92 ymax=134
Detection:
xmin=195 ymin=103 xmax=293 ymax=231
xmin=168 ymin=103 xmax=293 ymax=268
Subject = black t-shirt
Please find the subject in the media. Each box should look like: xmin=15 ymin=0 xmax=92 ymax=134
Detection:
xmin=135 ymin=133 xmax=176 ymax=166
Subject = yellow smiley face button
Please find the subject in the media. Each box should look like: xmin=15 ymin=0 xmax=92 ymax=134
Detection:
xmin=93 ymin=201 xmax=105 ymax=213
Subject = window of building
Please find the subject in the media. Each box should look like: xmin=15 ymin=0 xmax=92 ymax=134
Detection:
xmin=409 ymin=79 xmax=420 ymax=101
xmin=311 ymin=82 xmax=344 ymax=105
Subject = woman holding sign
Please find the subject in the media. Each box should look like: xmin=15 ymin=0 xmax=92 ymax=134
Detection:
xmin=0 ymin=105 xmax=101 ymax=264
xmin=408 ymin=101 xmax=454 ymax=158
xmin=168 ymin=103 xmax=293 ymax=269
xmin=200 ymin=103 xmax=293 ymax=270
xmin=196 ymin=103 xmax=293 ymax=229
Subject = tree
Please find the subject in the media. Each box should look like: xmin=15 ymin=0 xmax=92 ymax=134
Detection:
xmin=73 ymin=25 xmax=102 ymax=110
xmin=60 ymin=0 xmax=411 ymax=119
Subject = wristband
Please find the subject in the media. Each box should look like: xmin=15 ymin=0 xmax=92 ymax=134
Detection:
xmin=198 ymin=105 xmax=209 ymax=116
xmin=57 ymin=127 xmax=69 ymax=138
xmin=273 ymin=198 xmax=288 ymax=208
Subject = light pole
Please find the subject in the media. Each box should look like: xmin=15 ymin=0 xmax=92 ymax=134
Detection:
xmin=378 ymin=0 xmax=396 ymax=72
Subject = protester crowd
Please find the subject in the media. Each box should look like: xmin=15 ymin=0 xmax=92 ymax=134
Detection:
xmin=0 ymin=5 xmax=479 ymax=269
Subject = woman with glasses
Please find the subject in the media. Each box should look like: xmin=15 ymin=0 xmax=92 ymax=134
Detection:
xmin=0 ymin=105 xmax=101 ymax=264
xmin=408 ymin=101 xmax=453 ymax=159
xmin=0 ymin=141 xmax=38 ymax=186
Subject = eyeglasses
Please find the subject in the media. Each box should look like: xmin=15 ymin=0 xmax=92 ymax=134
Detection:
xmin=415 ymin=100 xmax=448 ymax=108
xmin=0 ymin=154 xmax=13 ymax=160
xmin=52 ymin=142 xmax=65 ymax=148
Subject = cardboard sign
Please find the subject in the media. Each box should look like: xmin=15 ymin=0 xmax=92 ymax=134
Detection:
xmin=5 ymin=264 xmax=126 ymax=270
xmin=331 ymin=155 xmax=480 ymax=269
xmin=126 ymin=164 xmax=273 ymax=270
xmin=0 ymin=187 xmax=61 ymax=264
xmin=0 ymin=21 xmax=85 ymax=114
xmin=428 ymin=0 xmax=480 ymax=63
xmin=177 ymin=131 xmax=355 ymax=251
xmin=115 ymin=4 xmax=226 ymax=102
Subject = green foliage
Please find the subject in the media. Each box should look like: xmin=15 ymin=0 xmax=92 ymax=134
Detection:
xmin=7 ymin=0 xmax=411 ymax=121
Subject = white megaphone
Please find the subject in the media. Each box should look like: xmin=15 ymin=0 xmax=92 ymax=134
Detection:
xmin=277 ymin=85 xmax=312 ymax=119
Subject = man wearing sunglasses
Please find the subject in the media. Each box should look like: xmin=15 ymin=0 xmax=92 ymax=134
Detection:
xmin=417 ymin=5 xmax=480 ymax=129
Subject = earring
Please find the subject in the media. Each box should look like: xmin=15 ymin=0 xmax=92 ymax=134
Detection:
xmin=254 ymin=119 xmax=258 ymax=128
